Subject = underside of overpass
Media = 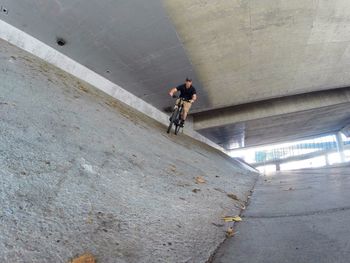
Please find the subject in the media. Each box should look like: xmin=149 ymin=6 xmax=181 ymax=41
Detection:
xmin=1 ymin=0 xmax=350 ymax=149
xmin=1 ymin=1 xmax=350 ymax=262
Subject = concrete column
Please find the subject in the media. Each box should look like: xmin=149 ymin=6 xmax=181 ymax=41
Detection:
xmin=325 ymin=154 xmax=330 ymax=166
xmin=336 ymin=132 xmax=346 ymax=163
xmin=276 ymin=163 xmax=281 ymax=172
xmin=238 ymin=136 xmax=245 ymax=148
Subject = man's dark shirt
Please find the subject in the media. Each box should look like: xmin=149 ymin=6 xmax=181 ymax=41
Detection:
xmin=176 ymin=84 xmax=197 ymax=100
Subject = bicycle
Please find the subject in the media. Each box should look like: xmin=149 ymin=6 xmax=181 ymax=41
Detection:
xmin=167 ymin=96 xmax=189 ymax=135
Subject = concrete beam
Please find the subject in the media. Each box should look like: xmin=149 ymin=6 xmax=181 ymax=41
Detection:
xmin=336 ymin=132 xmax=346 ymax=163
xmin=193 ymin=87 xmax=350 ymax=130
xmin=341 ymin=123 xmax=350 ymax=137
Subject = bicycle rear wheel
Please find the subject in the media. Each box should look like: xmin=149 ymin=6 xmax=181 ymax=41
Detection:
xmin=167 ymin=121 xmax=173 ymax=134
xmin=174 ymin=124 xmax=181 ymax=135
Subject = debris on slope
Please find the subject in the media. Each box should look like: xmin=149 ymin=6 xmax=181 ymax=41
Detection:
xmin=70 ymin=253 xmax=96 ymax=263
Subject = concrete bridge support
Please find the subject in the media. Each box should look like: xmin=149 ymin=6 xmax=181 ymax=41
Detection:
xmin=336 ymin=132 xmax=346 ymax=163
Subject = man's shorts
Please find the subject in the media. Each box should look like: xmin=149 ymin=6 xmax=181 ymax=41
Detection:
xmin=176 ymin=99 xmax=192 ymax=114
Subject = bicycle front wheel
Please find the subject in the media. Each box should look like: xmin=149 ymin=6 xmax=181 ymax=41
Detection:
xmin=167 ymin=108 xmax=179 ymax=133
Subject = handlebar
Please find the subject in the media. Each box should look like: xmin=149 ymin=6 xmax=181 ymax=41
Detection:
xmin=171 ymin=95 xmax=192 ymax=102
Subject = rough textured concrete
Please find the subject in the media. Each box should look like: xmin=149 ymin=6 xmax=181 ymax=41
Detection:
xmin=0 ymin=0 xmax=209 ymax=111
xmin=164 ymin=0 xmax=350 ymax=109
xmin=194 ymin=88 xmax=350 ymax=130
xmin=212 ymin=164 xmax=350 ymax=263
xmin=0 ymin=19 xmax=221 ymax=151
xmin=0 ymin=39 xmax=258 ymax=262
xmin=196 ymin=97 xmax=350 ymax=148
xmin=163 ymin=0 xmax=350 ymax=148
xmin=3 ymin=1 xmax=350 ymax=149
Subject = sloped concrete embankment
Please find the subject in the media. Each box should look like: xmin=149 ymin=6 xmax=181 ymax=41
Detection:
xmin=0 ymin=39 xmax=258 ymax=263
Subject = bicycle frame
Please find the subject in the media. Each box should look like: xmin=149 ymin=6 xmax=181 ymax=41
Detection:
xmin=167 ymin=97 xmax=187 ymax=134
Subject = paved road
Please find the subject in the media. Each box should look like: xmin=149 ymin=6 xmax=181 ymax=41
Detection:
xmin=213 ymin=164 xmax=350 ymax=263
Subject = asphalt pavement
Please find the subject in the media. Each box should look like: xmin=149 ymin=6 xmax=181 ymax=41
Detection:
xmin=212 ymin=164 xmax=350 ymax=263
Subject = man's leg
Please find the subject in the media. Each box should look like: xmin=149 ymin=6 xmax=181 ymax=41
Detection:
xmin=181 ymin=101 xmax=192 ymax=124
xmin=175 ymin=99 xmax=180 ymax=108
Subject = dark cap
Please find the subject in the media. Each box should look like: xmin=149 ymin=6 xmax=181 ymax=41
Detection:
xmin=185 ymin=77 xmax=192 ymax=82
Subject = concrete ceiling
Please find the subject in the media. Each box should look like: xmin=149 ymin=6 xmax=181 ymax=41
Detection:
xmin=164 ymin=0 xmax=350 ymax=109
xmin=194 ymin=87 xmax=350 ymax=148
xmin=0 ymin=0 xmax=209 ymax=111
xmin=198 ymin=102 xmax=350 ymax=149
xmin=2 ymin=0 xmax=350 ymax=149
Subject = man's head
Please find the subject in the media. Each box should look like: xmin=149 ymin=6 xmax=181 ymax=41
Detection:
xmin=185 ymin=77 xmax=192 ymax=88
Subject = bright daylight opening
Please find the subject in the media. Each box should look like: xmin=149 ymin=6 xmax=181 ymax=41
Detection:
xmin=229 ymin=133 xmax=350 ymax=173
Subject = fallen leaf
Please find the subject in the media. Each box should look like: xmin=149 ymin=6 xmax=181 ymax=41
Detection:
xmin=192 ymin=188 xmax=201 ymax=193
xmin=169 ymin=164 xmax=176 ymax=172
xmin=226 ymin=227 xmax=235 ymax=237
xmin=227 ymin=193 xmax=240 ymax=201
xmin=226 ymin=227 xmax=239 ymax=237
xmin=195 ymin=176 xmax=206 ymax=184
xmin=71 ymin=253 xmax=96 ymax=263
xmin=222 ymin=216 xmax=242 ymax=222
xmin=234 ymin=204 xmax=246 ymax=210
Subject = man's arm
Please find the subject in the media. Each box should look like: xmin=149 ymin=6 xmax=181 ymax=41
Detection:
xmin=190 ymin=94 xmax=197 ymax=103
xmin=169 ymin=87 xmax=178 ymax=97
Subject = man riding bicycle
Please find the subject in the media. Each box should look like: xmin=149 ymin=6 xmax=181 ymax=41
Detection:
xmin=168 ymin=77 xmax=197 ymax=127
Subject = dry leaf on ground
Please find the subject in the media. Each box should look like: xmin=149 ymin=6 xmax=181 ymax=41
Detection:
xmin=168 ymin=164 xmax=177 ymax=172
xmin=226 ymin=227 xmax=235 ymax=237
xmin=227 ymin=193 xmax=240 ymax=201
xmin=222 ymin=216 xmax=242 ymax=222
xmin=195 ymin=176 xmax=206 ymax=184
xmin=234 ymin=204 xmax=246 ymax=210
xmin=70 ymin=253 xmax=96 ymax=263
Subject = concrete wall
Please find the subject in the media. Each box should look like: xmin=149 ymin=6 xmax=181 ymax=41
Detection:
xmin=0 ymin=37 xmax=258 ymax=262
xmin=0 ymin=19 xmax=222 ymax=151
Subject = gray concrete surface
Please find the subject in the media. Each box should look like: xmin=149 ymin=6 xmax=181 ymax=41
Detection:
xmin=0 ymin=39 xmax=258 ymax=262
xmin=212 ymin=164 xmax=350 ymax=263
xmin=0 ymin=0 xmax=209 ymax=111
xmin=195 ymin=91 xmax=350 ymax=148
xmin=3 ymin=1 xmax=350 ymax=149
xmin=164 ymin=0 xmax=350 ymax=109
xmin=0 ymin=20 xmax=222 ymax=152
